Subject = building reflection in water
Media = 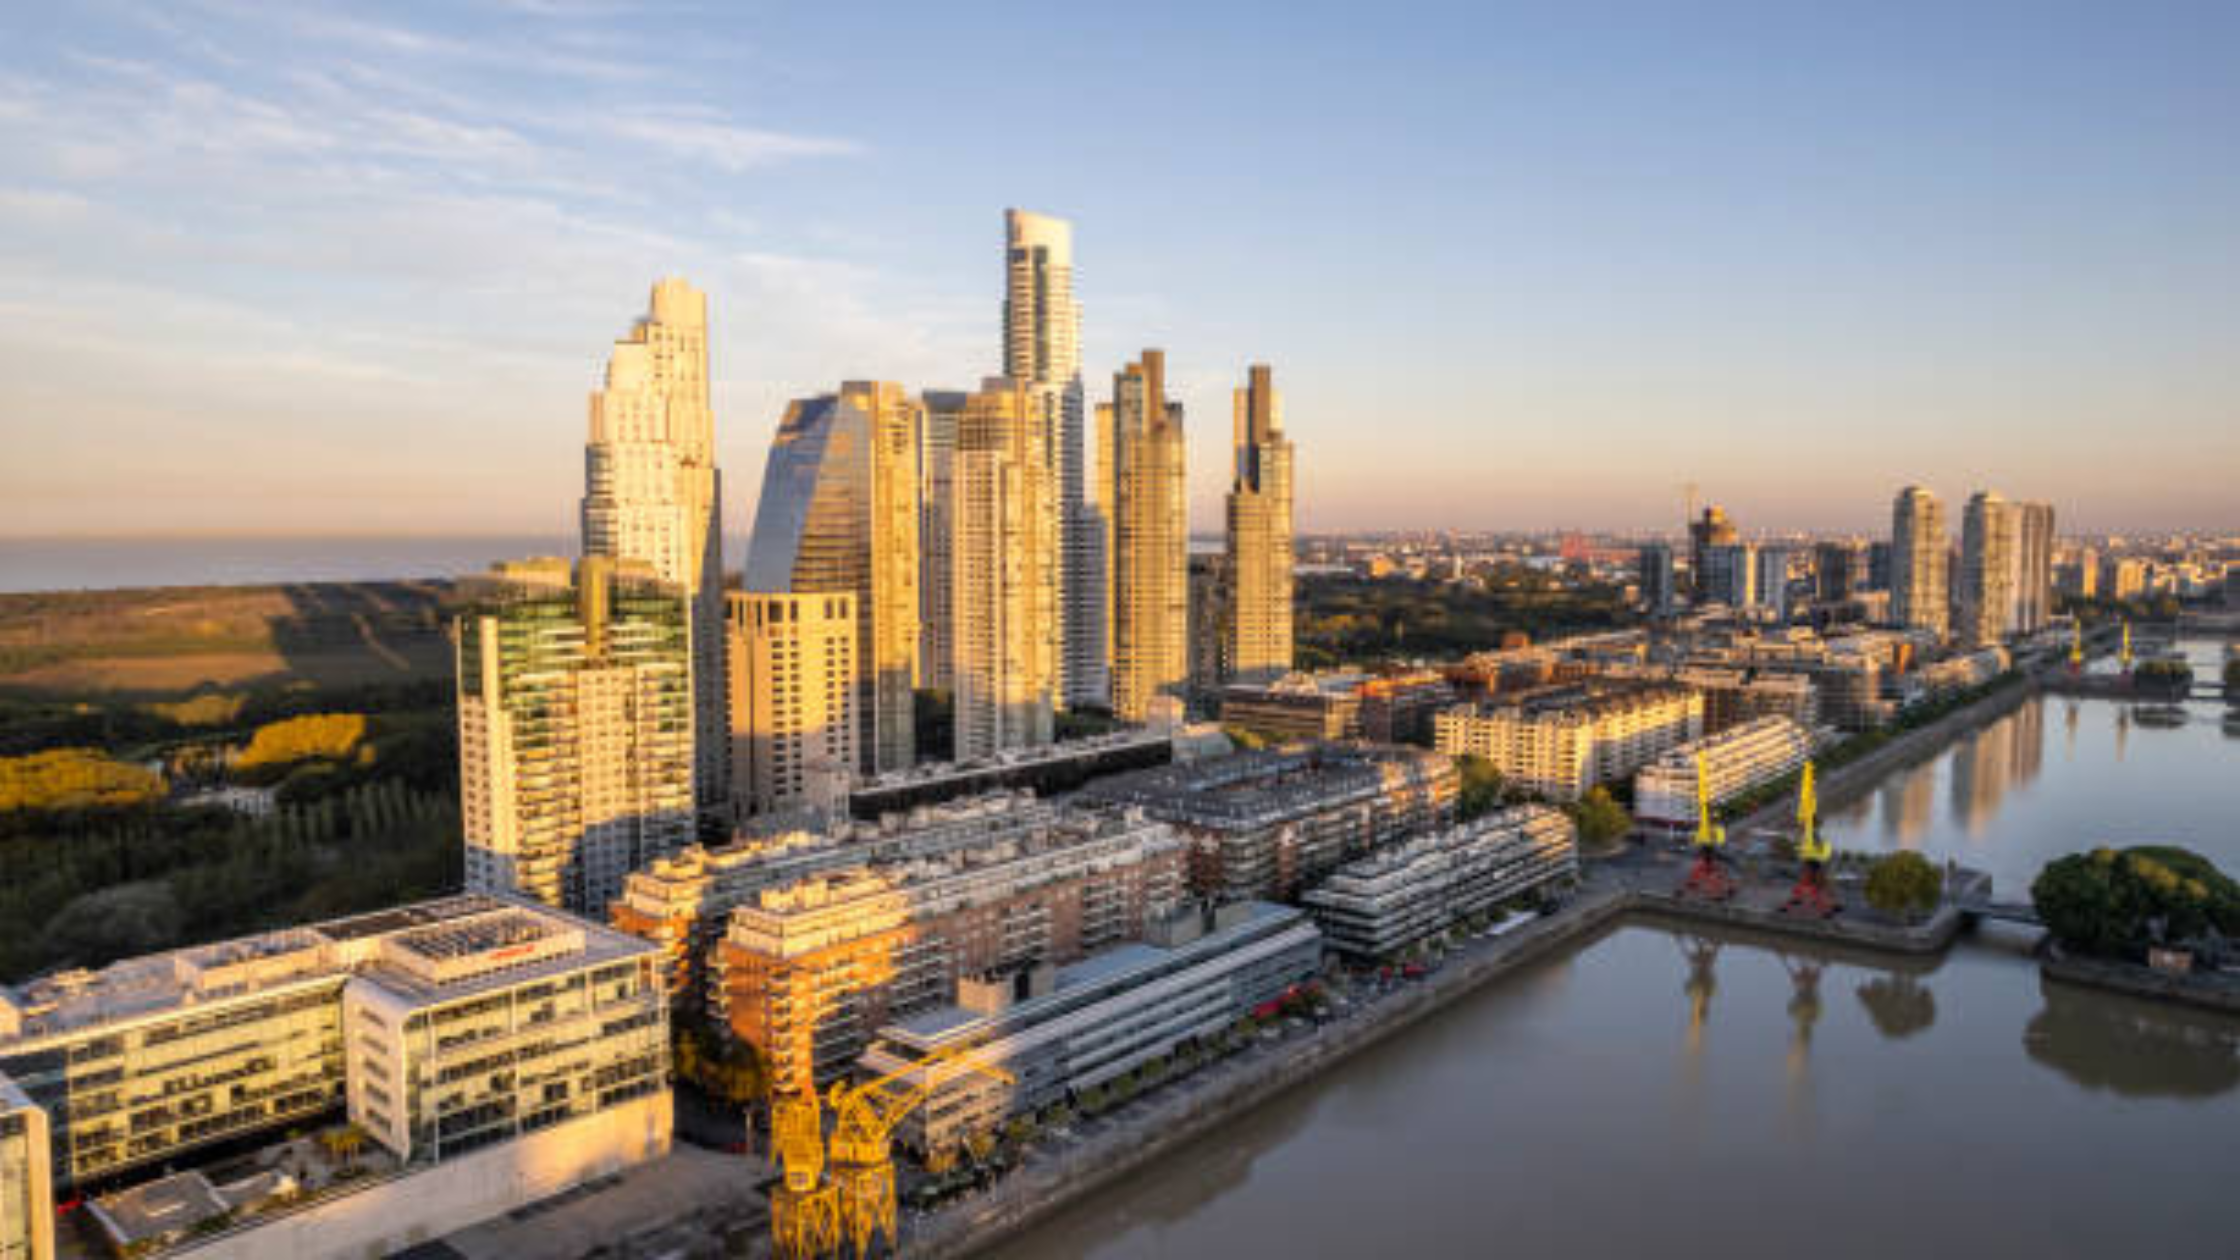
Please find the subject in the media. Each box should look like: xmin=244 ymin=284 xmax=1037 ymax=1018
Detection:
xmin=1780 ymin=953 xmax=1824 ymax=1135
xmin=1886 ymin=763 xmax=1936 ymax=846
xmin=1949 ymin=700 xmax=2046 ymax=842
xmin=2024 ymin=977 xmax=2240 ymax=1100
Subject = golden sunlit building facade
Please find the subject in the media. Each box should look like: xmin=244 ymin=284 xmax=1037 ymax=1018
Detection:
xmin=1105 ymin=351 xmax=1188 ymax=723
xmin=1224 ymin=364 xmax=1294 ymax=683
xmin=952 ymin=378 xmax=1058 ymax=760
xmin=726 ymin=591 xmax=859 ymax=821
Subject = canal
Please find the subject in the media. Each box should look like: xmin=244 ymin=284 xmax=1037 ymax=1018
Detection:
xmin=990 ymin=644 xmax=2240 ymax=1260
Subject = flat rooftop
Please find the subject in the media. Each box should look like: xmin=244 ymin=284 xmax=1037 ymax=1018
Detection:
xmin=1079 ymin=745 xmax=1445 ymax=828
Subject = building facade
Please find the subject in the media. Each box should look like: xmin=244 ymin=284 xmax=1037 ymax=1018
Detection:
xmin=1634 ymin=715 xmax=1815 ymax=826
xmin=457 ymin=558 xmax=695 ymax=914
xmin=726 ymin=592 xmax=859 ymax=821
xmin=1434 ymin=682 xmax=1705 ymax=802
xmin=0 ymin=1075 xmax=52 ymax=1260
xmin=580 ymin=279 xmax=727 ymax=819
xmin=744 ymin=383 xmax=921 ymax=776
xmin=711 ymin=807 xmax=1188 ymax=1090
xmin=2014 ymin=500 xmax=2056 ymax=635
xmin=857 ymin=902 xmax=1320 ymax=1158
xmin=917 ymin=390 xmax=965 ymax=694
xmin=1223 ymin=364 xmax=1294 ymax=682
xmin=1891 ymin=485 xmax=1949 ymax=640
xmin=951 ymin=379 xmax=1058 ymax=760
xmin=1078 ymin=744 xmax=1458 ymax=901
xmin=1301 ymin=806 xmax=1577 ymax=959
xmin=1958 ymin=490 xmax=2021 ymax=647
xmin=1689 ymin=506 xmax=1739 ymax=600
xmin=1699 ymin=543 xmax=1758 ymax=610
xmin=1105 ymin=351 xmax=1189 ymax=723
xmin=1638 ymin=541 xmax=1679 ymax=615
xmin=1004 ymin=209 xmax=1108 ymax=711
xmin=1219 ymin=673 xmax=1365 ymax=743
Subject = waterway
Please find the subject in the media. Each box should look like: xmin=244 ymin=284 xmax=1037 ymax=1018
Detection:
xmin=991 ymin=641 xmax=2240 ymax=1260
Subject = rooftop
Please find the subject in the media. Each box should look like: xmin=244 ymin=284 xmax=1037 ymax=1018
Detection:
xmin=1079 ymin=744 xmax=1449 ymax=829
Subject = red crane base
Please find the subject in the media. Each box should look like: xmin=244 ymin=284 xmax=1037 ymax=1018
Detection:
xmin=1781 ymin=868 xmax=1840 ymax=918
xmin=1678 ymin=851 xmax=1736 ymax=901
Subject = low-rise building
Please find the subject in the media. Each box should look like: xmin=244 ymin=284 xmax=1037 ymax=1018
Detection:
xmin=1301 ymin=806 xmax=1576 ymax=960
xmin=1077 ymin=744 xmax=1457 ymax=901
xmin=845 ymin=729 xmax=1172 ymax=820
xmin=1219 ymin=673 xmax=1365 ymax=743
xmin=1634 ymin=716 xmax=1816 ymax=827
xmin=856 ymin=901 xmax=1321 ymax=1158
xmin=1434 ymin=682 xmax=1703 ymax=802
xmin=1357 ymin=671 xmax=1457 ymax=745
xmin=710 ymin=807 xmax=1188 ymax=1090
xmin=0 ymin=896 xmax=668 ymax=1211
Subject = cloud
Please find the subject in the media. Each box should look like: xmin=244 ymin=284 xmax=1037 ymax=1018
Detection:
xmin=596 ymin=111 xmax=860 ymax=173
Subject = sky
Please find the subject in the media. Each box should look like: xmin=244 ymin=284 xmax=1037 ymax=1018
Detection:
xmin=1 ymin=0 xmax=2236 ymax=541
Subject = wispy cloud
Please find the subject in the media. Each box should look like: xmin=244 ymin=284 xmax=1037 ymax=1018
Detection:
xmin=597 ymin=110 xmax=860 ymax=173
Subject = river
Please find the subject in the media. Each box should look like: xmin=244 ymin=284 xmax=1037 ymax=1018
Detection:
xmin=990 ymin=641 xmax=2240 ymax=1260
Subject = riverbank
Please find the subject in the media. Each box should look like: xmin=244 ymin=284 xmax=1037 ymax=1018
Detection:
xmin=2040 ymin=947 xmax=2240 ymax=1017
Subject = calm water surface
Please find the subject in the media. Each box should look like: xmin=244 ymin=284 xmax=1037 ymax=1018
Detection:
xmin=994 ymin=641 xmax=2240 ymax=1260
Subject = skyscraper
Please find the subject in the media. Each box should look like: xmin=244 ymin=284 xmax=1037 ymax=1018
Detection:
xmin=743 ymin=382 xmax=920 ymax=777
xmin=1699 ymin=542 xmax=1757 ymax=610
xmin=1891 ymin=486 xmax=1949 ymax=639
xmin=1105 ymin=350 xmax=1188 ymax=724
xmin=1004 ymin=209 xmax=1108 ymax=710
xmin=726 ymin=591 xmax=859 ymax=821
xmin=1688 ymin=505 xmax=1739 ymax=600
xmin=458 ymin=557 xmax=695 ymax=914
xmin=1755 ymin=544 xmax=1800 ymax=615
xmin=917 ymin=390 xmax=966 ymax=693
xmin=1814 ymin=540 xmax=1868 ymax=602
xmin=1224 ymin=363 xmax=1294 ymax=683
xmin=581 ymin=278 xmax=726 ymax=820
xmin=951 ymin=378 xmax=1058 ymax=759
xmin=2013 ymin=500 xmax=2057 ymax=635
xmin=1959 ymin=490 xmax=2023 ymax=646
xmin=1638 ymin=541 xmax=1679 ymax=615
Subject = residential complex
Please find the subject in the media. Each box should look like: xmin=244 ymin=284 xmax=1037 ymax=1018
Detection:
xmin=0 ymin=897 xmax=668 ymax=1259
xmin=744 ymin=382 xmax=921 ymax=776
xmin=709 ymin=804 xmax=1188 ymax=1089
xmin=1634 ymin=715 xmax=1815 ymax=826
xmin=1105 ymin=351 xmax=1189 ymax=723
xmin=1357 ymin=671 xmax=1458 ymax=745
xmin=1078 ymin=744 xmax=1458 ymax=901
xmin=581 ymin=278 xmax=727 ymax=818
xmin=857 ymin=902 xmax=1321 ymax=1159
xmin=725 ymin=591 xmax=859 ymax=821
xmin=845 ymin=728 xmax=1175 ymax=819
xmin=1301 ymin=806 xmax=1577 ymax=960
xmin=1434 ymin=682 xmax=1704 ymax=801
xmin=1891 ymin=485 xmax=1949 ymax=640
xmin=1223 ymin=364 xmax=1295 ymax=683
xmin=952 ymin=378 xmax=1059 ymax=759
xmin=1004 ymin=209 xmax=1107 ymax=711
xmin=1219 ymin=673 xmax=1365 ymax=743
xmin=457 ymin=557 xmax=695 ymax=914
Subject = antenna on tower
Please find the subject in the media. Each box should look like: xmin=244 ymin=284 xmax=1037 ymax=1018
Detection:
xmin=1682 ymin=482 xmax=1699 ymax=535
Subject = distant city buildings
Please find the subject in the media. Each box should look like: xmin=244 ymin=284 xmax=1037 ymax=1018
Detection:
xmin=1105 ymin=351 xmax=1189 ymax=723
xmin=457 ymin=557 xmax=694 ymax=914
xmin=581 ymin=279 xmax=727 ymax=819
xmin=1891 ymin=485 xmax=1950 ymax=640
xmin=1223 ymin=364 xmax=1295 ymax=683
xmin=744 ymin=382 xmax=921 ymax=776
xmin=1698 ymin=542 xmax=1757 ymax=610
xmin=1638 ymin=541 xmax=1679 ymax=615
xmin=1688 ymin=505 xmax=1739 ymax=600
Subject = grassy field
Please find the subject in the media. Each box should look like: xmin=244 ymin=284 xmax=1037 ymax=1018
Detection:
xmin=0 ymin=580 xmax=461 ymax=697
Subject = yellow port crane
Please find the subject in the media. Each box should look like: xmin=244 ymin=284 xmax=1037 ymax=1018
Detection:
xmin=2119 ymin=619 xmax=2134 ymax=674
xmin=769 ymin=1042 xmax=1014 ymax=1260
xmin=1781 ymin=762 xmax=1840 ymax=917
xmin=1677 ymin=751 xmax=1735 ymax=899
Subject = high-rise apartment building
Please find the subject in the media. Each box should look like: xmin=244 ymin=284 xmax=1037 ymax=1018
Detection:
xmin=1105 ymin=350 xmax=1189 ymax=723
xmin=1638 ymin=541 xmax=1679 ymax=615
xmin=1755 ymin=544 xmax=1800 ymax=614
xmin=1224 ymin=364 xmax=1295 ymax=683
xmin=2014 ymin=500 xmax=2056 ymax=635
xmin=1891 ymin=486 xmax=1949 ymax=639
xmin=952 ymin=378 xmax=1059 ymax=759
xmin=1814 ymin=540 xmax=1869 ymax=602
xmin=1187 ymin=552 xmax=1232 ymax=706
xmin=1699 ymin=542 xmax=1757 ymax=610
xmin=1003 ymin=210 xmax=1108 ymax=710
xmin=457 ymin=558 xmax=695 ymax=914
xmin=726 ymin=592 xmax=858 ymax=820
xmin=1689 ymin=505 xmax=1739 ymax=599
xmin=581 ymin=279 xmax=726 ymax=819
xmin=1959 ymin=491 xmax=2022 ymax=647
xmin=917 ymin=390 xmax=966 ymax=694
xmin=744 ymin=382 xmax=921 ymax=776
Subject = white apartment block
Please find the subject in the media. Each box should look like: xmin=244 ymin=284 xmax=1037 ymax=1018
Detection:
xmin=1435 ymin=683 xmax=1705 ymax=802
xmin=726 ymin=591 xmax=859 ymax=821
xmin=1634 ymin=715 xmax=1815 ymax=826
xmin=1302 ymin=805 xmax=1577 ymax=959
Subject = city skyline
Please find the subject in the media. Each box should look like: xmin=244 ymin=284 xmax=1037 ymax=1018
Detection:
xmin=5 ymin=4 xmax=2239 ymax=539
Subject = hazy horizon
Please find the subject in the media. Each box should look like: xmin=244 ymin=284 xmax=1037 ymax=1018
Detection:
xmin=4 ymin=2 xmax=2237 ymax=539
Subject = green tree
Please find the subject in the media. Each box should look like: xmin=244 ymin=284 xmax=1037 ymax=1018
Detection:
xmin=1568 ymin=786 xmax=1631 ymax=849
xmin=1864 ymin=851 xmax=1944 ymax=921
xmin=1455 ymin=755 xmax=1504 ymax=820
xmin=2031 ymin=846 xmax=2240 ymax=959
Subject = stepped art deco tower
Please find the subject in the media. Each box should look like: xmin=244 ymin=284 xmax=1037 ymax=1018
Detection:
xmin=1104 ymin=350 xmax=1188 ymax=723
xmin=1004 ymin=209 xmax=1108 ymax=710
xmin=743 ymin=381 xmax=921 ymax=777
xmin=1224 ymin=363 xmax=1294 ymax=683
xmin=581 ymin=278 xmax=726 ymax=817
xmin=951 ymin=378 xmax=1059 ymax=759
xmin=1890 ymin=485 xmax=1950 ymax=641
